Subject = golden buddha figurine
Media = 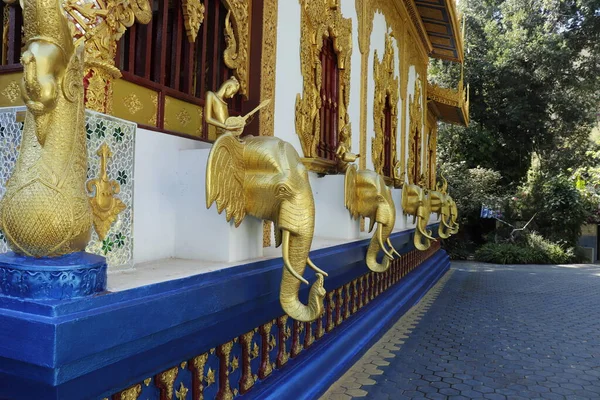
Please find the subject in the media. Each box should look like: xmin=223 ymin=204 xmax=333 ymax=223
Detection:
xmin=335 ymin=124 xmax=360 ymax=165
xmin=205 ymin=76 xmax=271 ymax=139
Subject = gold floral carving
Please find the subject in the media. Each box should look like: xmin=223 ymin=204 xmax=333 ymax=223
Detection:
xmin=177 ymin=108 xmax=192 ymax=127
xmin=295 ymin=0 xmax=353 ymax=173
xmin=1 ymin=81 xmax=19 ymax=103
xmin=222 ymin=0 xmax=250 ymax=95
xmin=143 ymin=378 xmax=152 ymax=387
xmin=190 ymin=353 xmax=208 ymax=398
xmin=372 ymin=33 xmax=399 ymax=176
xmin=115 ymin=384 xmax=142 ymax=400
xmin=175 ymin=382 xmax=189 ymax=400
xmin=63 ymin=0 xmax=152 ymax=113
xmin=240 ymin=331 xmax=256 ymax=392
xmin=124 ymin=93 xmax=143 ymax=115
xmin=408 ymin=81 xmax=423 ymax=185
xmin=205 ymin=368 xmax=216 ymax=386
xmin=157 ymin=367 xmax=179 ymax=399
xmin=87 ymin=144 xmax=127 ymax=241
xmin=182 ymin=0 xmax=205 ymax=43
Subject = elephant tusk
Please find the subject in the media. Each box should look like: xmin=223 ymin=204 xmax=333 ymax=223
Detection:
xmin=378 ymin=224 xmax=394 ymax=260
xmin=418 ymin=219 xmax=436 ymax=240
xmin=368 ymin=218 xmax=376 ymax=233
xmin=442 ymin=217 xmax=453 ymax=229
xmin=282 ymin=230 xmax=309 ymax=285
xmin=386 ymin=238 xmax=401 ymax=258
xmin=307 ymin=257 xmax=328 ymax=277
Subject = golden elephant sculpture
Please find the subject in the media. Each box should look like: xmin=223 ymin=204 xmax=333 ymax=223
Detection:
xmin=402 ymin=183 xmax=435 ymax=251
xmin=0 ymin=0 xmax=91 ymax=257
xmin=206 ymin=132 xmax=327 ymax=322
xmin=448 ymin=196 xmax=460 ymax=234
xmin=344 ymin=165 xmax=400 ymax=273
xmin=429 ymin=189 xmax=453 ymax=239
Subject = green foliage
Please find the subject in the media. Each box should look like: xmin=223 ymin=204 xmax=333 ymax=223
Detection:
xmin=474 ymin=233 xmax=574 ymax=264
xmin=442 ymin=236 xmax=473 ymax=261
xmin=434 ymin=0 xmax=600 ymax=184
xmin=438 ymin=162 xmax=503 ymax=226
xmin=510 ymin=171 xmax=588 ymax=247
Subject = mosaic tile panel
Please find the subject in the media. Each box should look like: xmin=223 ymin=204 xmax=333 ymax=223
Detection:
xmin=110 ymin=243 xmax=442 ymax=400
xmin=0 ymin=107 xmax=136 ymax=270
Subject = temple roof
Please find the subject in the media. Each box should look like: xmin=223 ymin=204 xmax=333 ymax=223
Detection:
xmin=428 ymin=81 xmax=470 ymax=126
xmin=413 ymin=0 xmax=464 ymax=63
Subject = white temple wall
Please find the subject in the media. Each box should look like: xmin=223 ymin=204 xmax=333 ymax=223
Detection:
xmin=133 ymin=128 xmax=209 ymax=264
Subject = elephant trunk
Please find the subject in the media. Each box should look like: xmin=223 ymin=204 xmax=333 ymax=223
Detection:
xmin=415 ymin=205 xmax=435 ymax=251
xmin=438 ymin=211 xmax=452 ymax=239
xmin=366 ymin=223 xmax=392 ymax=273
xmin=279 ymin=199 xmax=325 ymax=322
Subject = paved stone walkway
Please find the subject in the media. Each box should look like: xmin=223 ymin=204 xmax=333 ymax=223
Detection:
xmin=322 ymin=262 xmax=600 ymax=400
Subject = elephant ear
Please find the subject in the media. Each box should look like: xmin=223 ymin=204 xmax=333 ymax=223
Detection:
xmin=344 ymin=164 xmax=359 ymax=219
xmin=206 ymin=133 xmax=246 ymax=227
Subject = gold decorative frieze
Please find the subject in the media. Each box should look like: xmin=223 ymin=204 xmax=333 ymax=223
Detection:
xmin=112 ymin=79 xmax=158 ymax=127
xmin=164 ymin=96 xmax=204 ymax=138
xmin=1 ymin=81 xmax=19 ymax=104
xmin=63 ymin=0 xmax=152 ymax=114
xmin=0 ymin=73 xmax=24 ymax=107
xmin=222 ymin=0 xmax=250 ymax=96
xmin=295 ymin=0 xmax=353 ymax=173
xmin=372 ymin=33 xmax=400 ymax=177
xmin=182 ymin=0 xmax=205 ymax=43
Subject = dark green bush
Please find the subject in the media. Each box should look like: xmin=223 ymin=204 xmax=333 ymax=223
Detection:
xmin=441 ymin=236 xmax=473 ymax=260
xmin=474 ymin=233 xmax=575 ymax=265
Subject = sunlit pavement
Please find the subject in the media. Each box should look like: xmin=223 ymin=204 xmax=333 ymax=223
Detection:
xmin=322 ymin=262 xmax=600 ymax=400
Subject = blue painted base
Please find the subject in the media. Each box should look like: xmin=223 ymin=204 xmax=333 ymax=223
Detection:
xmin=0 ymin=252 xmax=107 ymax=300
xmin=247 ymin=250 xmax=450 ymax=400
xmin=0 ymin=226 xmax=445 ymax=400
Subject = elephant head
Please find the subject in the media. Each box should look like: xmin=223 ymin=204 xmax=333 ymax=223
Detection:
xmin=428 ymin=189 xmax=451 ymax=239
xmin=344 ymin=165 xmax=400 ymax=272
xmin=448 ymin=196 xmax=460 ymax=234
xmin=402 ymin=183 xmax=435 ymax=251
xmin=206 ymin=133 xmax=327 ymax=322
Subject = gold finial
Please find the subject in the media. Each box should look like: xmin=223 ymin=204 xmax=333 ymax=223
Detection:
xmin=87 ymin=144 xmax=126 ymax=241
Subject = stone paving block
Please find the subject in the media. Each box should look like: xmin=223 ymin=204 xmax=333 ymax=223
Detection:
xmin=345 ymin=388 xmax=368 ymax=397
xmin=322 ymin=263 xmax=600 ymax=400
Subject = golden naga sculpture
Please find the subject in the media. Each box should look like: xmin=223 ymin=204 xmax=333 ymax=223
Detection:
xmin=87 ymin=144 xmax=126 ymax=241
xmin=345 ymin=165 xmax=400 ymax=272
xmin=206 ymin=132 xmax=327 ymax=322
xmin=402 ymin=183 xmax=435 ymax=251
xmin=0 ymin=0 xmax=92 ymax=257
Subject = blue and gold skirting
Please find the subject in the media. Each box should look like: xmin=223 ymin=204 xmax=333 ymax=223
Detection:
xmin=0 ymin=228 xmax=449 ymax=400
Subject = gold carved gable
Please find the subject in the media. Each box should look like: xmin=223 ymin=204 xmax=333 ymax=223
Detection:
xmin=371 ymin=33 xmax=399 ymax=177
xmin=408 ymin=80 xmax=423 ymax=185
xmin=295 ymin=0 xmax=353 ymax=173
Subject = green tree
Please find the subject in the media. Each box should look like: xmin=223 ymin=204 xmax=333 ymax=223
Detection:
xmin=433 ymin=0 xmax=600 ymax=184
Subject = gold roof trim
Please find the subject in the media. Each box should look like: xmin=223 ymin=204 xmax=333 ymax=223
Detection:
xmin=427 ymin=79 xmax=469 ymax=126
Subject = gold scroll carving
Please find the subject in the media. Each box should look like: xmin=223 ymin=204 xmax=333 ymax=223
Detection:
xmin=87 ymin=144 xmax=127 ymax=241
xmin=182 ymin=0 xmax=205 ymax=43
xmin=63 ymin=0 xmax=152 ymax=114
xmin=295 ymin=0 xmax=353 ymax=174
xmin=222 ymin=0 xmax=250 ymax=96
xmin=407 ymin=80 xmax=423 ymax=185
xmin=372 ymin=33 xmax=399 ymax=177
